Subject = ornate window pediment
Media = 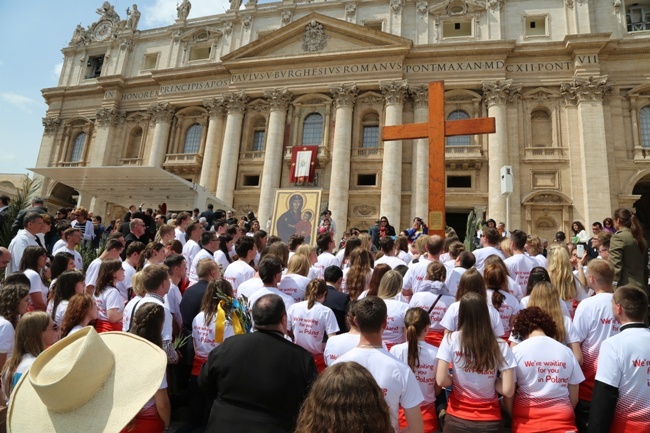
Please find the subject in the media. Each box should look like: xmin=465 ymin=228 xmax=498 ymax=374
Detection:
xmin=428 ymin=0 xmax=486 ymax=16
xmin=177 ymin=27 xmax=223 ymax=43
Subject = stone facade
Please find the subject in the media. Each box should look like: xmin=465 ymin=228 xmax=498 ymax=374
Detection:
xmin=36 ymin=0 xmax=650 ymax=240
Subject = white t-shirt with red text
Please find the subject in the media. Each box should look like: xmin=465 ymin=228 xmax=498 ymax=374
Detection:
xmin=223 ymin=260 xmax=255 ymax=297
xmin=116 ymin=261 xmax=136 ymax=301
xmin=324 ymin=333 xmax=361 ymax=366
xmin=247 ymin=286 xmax=295 ymax=312
xmin=278 ymin=273 xmax=311 ymax=303
xmin=511 ymin=335 xmax=584 ymax=433
xmin=390 ymin=341 xmax=439 ymax=404
xmin=437 ymin=331 xmax=516 ymax=421
xmin=287 ymin=301 xmax=339 ymax=354
xmin=402 ymin=258 xmax=432 ymax=294
xmin=572 ymin=292 xmax=620 ymax=401
xmin=486 ymin=289 xmax=522 ymax=337
xmin=440 ymin=301 xmax=505 ymax=337
xmin=382 ymin=298 xmax=410 ymax=345
xmin=237 ymin=277 xmax=263 ymax=301
xmin=409 ymin=290 xmax=455 ymax=332
xmin=313 ymin=252 xmax=340 ymax=280
xmin=95 ymin=286 xmax=124 ymax=321
xmin=334 ymin=347 xmax=424 ymax=432
xmin=473 ymin=246 xmax=505 ymax=274
xmin=595 ymin=326 xmax=650 ymax=433
xmin=192 ymin=311 xmax=235 ymax=360
xmin=504 ymin=254 xmax=537 ymax=296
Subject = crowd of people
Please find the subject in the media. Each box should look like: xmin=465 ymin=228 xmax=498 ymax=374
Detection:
xmin=0 ymin=197 xmax=648 ymax=433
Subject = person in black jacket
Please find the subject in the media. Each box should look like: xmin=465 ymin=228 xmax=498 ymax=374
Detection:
xmin=199 ymin=294 xmax=317 ymax=433
xmin=322 ymin=265 xmax=349 ymax=334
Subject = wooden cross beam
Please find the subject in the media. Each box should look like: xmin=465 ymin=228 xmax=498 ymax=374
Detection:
xmin=382 ymin=81 xmax=496 ymax=237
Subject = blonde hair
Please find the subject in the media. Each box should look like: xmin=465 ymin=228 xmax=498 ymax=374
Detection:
xmin=377 ymin=270 xmax=403 ymax=300
xmin=131 ymin=271 xmax=146 ymax=297
xmin=528 ymin=281 xmax=565 ymax=342
xmin=296 ymin=244 xmax=316 ymax=261
xmin=500 ymin=238 xmax=512 ymax=258
xmin=287 ymin=254 xmax=310 ymax=277
xmin=526 ymin=234 xmax=543 ymax=256
xmin=547 ymin=245 xmax=576 ymax=301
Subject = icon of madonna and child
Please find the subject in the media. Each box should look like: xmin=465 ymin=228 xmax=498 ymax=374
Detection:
xmin=272 ymin=190 xmax=322 ymax=244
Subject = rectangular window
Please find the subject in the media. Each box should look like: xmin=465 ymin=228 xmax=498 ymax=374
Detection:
xmin=243 ymin=175 xmax=260 ymax=187
xmin=189 ymin=46 xmax=211 ymax=61
xmin=252 ymin=130 xmax=265 ymax=152
xmin=525 ymin=16 xmax=547 ymax=37
xmin=85 ymin=55 xmax=105 ymax=79
xmin=442 ymin=20 xmax=472 ymax=38
xmin=357 ymin=174 xmax=377 ymax=186
xmin=362 ymin=126 xmax=379 ymax=148
xmin=142 ymin=53 xmax=159 ymax=71
xmin=626 ymin=6 xmax=650 ymax=32
xmin=447 ymin=175 xmax=472 ymax=188
xmin=364 ymin=21 xmax=383 ymax=32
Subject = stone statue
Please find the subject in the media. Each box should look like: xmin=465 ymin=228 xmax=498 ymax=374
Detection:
xmin=70 ymin=24 xmax=89 ymax=46
xmin=177 ymin=0 xmax=191 ymax=20
xmin=96 ymin=1 xmax=121 ymax=22
xmin=126 ymin=4 xmax=141 ymax=29
xmin=229 ymin=0 xmax=243 ymax=11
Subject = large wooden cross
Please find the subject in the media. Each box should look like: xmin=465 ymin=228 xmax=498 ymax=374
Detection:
xmin=382 ymin=81 xmax=496 ymax=237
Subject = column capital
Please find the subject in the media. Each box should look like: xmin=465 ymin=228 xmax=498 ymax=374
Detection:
xmin=482 ymin=79 xmax=522 ymax=107
xmin=203 ymin=97 xmax=227 ymax=117
xmin=560 ymin=76 xmax=613 ymax=106
xmin=330 ymin=83 xmax=358 ymax=108
xmin=380 ymin=80 xmax=408 ymax=106
xmin=147 ymin=102 xmax=176 ymax=123
xmin=96 ymin=107 xmax=126 ymax=127
xmin=264 ymin=88 xmax=293 ymax=111
xmin=409 ymin=84 xmax=429 ymax=109
xmin=42 ymin=117 xmax=61 ymax=134
xmin=225 ymin=92 xmax=250 ymax=114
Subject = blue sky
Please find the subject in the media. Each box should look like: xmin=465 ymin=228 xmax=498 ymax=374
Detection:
xmin=0 ymin=0 xmax=234 ymax=175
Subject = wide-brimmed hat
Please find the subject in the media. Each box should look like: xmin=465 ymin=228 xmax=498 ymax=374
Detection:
xmin=8 ymin=326 xmax=166 ymax=433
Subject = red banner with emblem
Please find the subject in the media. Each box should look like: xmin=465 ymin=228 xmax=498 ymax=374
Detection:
xmin=290 ymin=146 xmax=318 ymax=183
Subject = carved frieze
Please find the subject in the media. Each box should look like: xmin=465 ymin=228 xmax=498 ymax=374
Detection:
xmin=265 ymin=88 xmax=293 ymax=111
xmin=330 ymin=83 xmax=358 ymax=108
xmin=353 ymin=205 xmax=377 ymax=217
xmin=96 ymin=107 xmax=126 ymax=126
xmin=281 ymin=11 xmax=293 ymax=25
xmin=380 ymin=80 xmax=409 ymax=105
xmin=360 ymin=95 xmax=381 ymax=105
xmin=42 ymin=117 xmax=61 ymax=134
xmin=391 ymin=0 xmax=403 ymax=14
xmin=147 ymin=102 xmax=176 ymax=123
xmin=302 ymin=20 xmax=327 ymax=52
xmin=560 ymin=76 xmax=613 ymax=105
xmin=482 ymin=80 xmax=522 ymax=106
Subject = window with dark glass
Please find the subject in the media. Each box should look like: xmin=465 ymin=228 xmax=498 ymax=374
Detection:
xmin=446 ymin=110 xmax=470 ymax=146
xmin=641 ymin=106 xmax=650 ymax=148
xmin=302 ymin=113 xmax=323 ymax=145
xmin=183 ymin=123 xmax=202 ymax=153
xmin=70 ymin=133 xmax=86 ymax=162
xmin=252 ymin=130 xmax=265 ymax=152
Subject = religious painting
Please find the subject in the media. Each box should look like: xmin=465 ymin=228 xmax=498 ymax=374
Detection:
xmin=271 ymin=189 xmax=322 ymax=244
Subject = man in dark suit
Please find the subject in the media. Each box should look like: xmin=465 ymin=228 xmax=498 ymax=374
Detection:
xmin=199 ymin=294 xmax=317 ymax=433
xmin=323 ymin=265 xmax=349 ymax=333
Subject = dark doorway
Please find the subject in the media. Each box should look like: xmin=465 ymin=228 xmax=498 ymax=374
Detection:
xmin=446 ymin=212 xmax=470 ymax=242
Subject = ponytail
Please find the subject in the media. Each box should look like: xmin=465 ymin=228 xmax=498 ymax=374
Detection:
xmin=491 ymin=289 xmax=505 ymax=310
xmin=305 ymin=279 xmax=327 ymax=310
xmin=403 ymin=308 xmax=431 ymax=372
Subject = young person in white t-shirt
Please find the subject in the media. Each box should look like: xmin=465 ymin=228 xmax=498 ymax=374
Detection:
xmin=402 ymin=235 xmax=444 ymax=297
xmin=390 ymin=308 xmax=440 ymax=433
xmin=94 ymin=258 xmax=126 ymax=332
xmin=440 ymin=268 xmax=505 ymax=338
xmin=374 ymin=237 xmax=405 ymax=269
xmin=174 ymin=212 xmax=191 ymax=248
xmin=85 ymin=239 xmax=124 ymax=295
xmin=183 ymin=221 xmax=204 ymax=278
xmin=188 ymin=232 xmax=219 ymax=285
xmin=0 ymin=280 xmax=30 ymax=371
xmin=409 ymin=261 xmax=455 ymax=348
xmin=19 ymin=246 xmax=49 ymax=312
xmin=287 ymin=279 xmax=339 ymax=372
xmin=377 ymin=270 xmax=410 ymax=350
xmin=472 ymin=227 xmax=506 ymax=274
xmin=164 ymin=254 xmax=187 ymax=334
xmin=547 ymin=244 xmax=589 ymax=316
xmin=117 ymin=241 xmax=145 ymax=301
xmin=223 ymin=236 xmax=257 ymax=297
xmin=214 ymin=234 xmax=234 ymax=274
xmin=342 ymin=248 xmax=373 ymax=301
xmin=47 ymin=270 xmax=85 ymax=326
xmin=278 ymin=254 xmax=312 ymax=303
xmin=590 ymin=286 xmax=650 ymax=433
xmin=324 ymin=302 xmax=363 ymax=366
xmin=60 ymin=293 xmax=98 ymax=339
xmin=333 ymin=296 xmax=424 ymax=433
xmin=247 ymin=256 xmax=295 ymax=312
xmin=52 ymin=227 xmax=84 ymax=270
xmin=444 ymin=250 xmax=475 ymax=299
xmin=505 ymin=307 xmax=584 ymax=433
xmin=484 ymin=260 xmax=522 ymax=339
xmin=313 ymin=233 xmax=340 ymax=280
xmin=436 ymin=292 xmax=516 ymax=431
xmin=504 ymin=230 xmax=538 ymax=298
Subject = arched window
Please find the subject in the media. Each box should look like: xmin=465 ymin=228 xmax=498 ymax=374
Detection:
xmin=531 ymin=109 xmax=552 ymax=147
xmin=302 ymin=113 xmax=323 ymax=145
xmin=251 ymin=117 xmax=266 ymax=152
xmin=361 ymin=112 xmax=379 ymax=148
xmin=641 ymin=106 xmax=650 ymax=148
xmin=126 ymin=127 xmax=143 ymax=159
xmin=70 ymin=133 xmax=86 ymax=162
xmin=446 ymin=110 xmax=470 ymax=146
xmin=183 ymin=123 xmax=202 ymax=153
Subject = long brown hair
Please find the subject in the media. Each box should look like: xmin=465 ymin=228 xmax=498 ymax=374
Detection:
xmin=0 ymin=283 xmax=29 ymax=327
xmin=346 ymin=248 xmax=373 ymax=300
xmin=456 ymin=292 xmax=504 ymax=372
xmin=405 ymin=308 xmax=430 ymax=372
xmin=1 ymin=312 xmax=50 ymax=396
xmin=306 ymin=279 xmax=328 ymax=309
xmin=528 ymin=281 xmax=563 ymax=342
xmin=200 ymin=279 xmax=234 ymax=326
xmin=60 ymin=294 xmax=96 ymax=338
xmin=294 ymin=361 xmax=394 ymax=433
xmin=614 ymin=208 xmax=647 ymax=253
xmin=455 ymin=268 xmax=486 ymax=301
xmin=130 ymin=303 xmax=164 ymax=348
xmin=95 ymin=259 xmax=123 ymax=296
xmin=367 ymin=264 xmax=391 ymax=297
xmin=484 ymin=261 xmax=508 ymax=309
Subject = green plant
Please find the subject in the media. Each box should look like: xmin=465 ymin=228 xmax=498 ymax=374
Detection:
xmin=464 ymin=210 xmax=482 ymax=252
xmin=0 ymin=177 xmax=40 ymax=248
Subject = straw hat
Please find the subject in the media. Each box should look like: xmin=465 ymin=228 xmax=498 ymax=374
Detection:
xmin=8 ymin=326 xmax=166 ymax=433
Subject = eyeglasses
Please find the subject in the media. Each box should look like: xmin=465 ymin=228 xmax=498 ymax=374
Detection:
xmin=599 ymin=248 xmax=609 ymax=253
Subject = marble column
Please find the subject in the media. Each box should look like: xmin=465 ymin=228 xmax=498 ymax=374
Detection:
xmin=561 ymin=76 xmax=613 ymax=224
xmin=328 ymin=83 xmax=358 ymax=234
xmin=200 ymin=98 xmax=227 ymax=195
xmin=258 ymin=89 xmax=292 ymax=226
xmin=482 ymin=80 xmax=520 ymax=225
xmin=216 ymin=92 xmax=249 ymax=207
xmin=379 ymin=80 xmax=408 ymax=232
xmin=410 ymin=84 xmax=429 ymax=224
xmin=91 ymin=107 xmax=126 ymax=166
xmin=147 ymin=103 xmax=175 ymax=167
